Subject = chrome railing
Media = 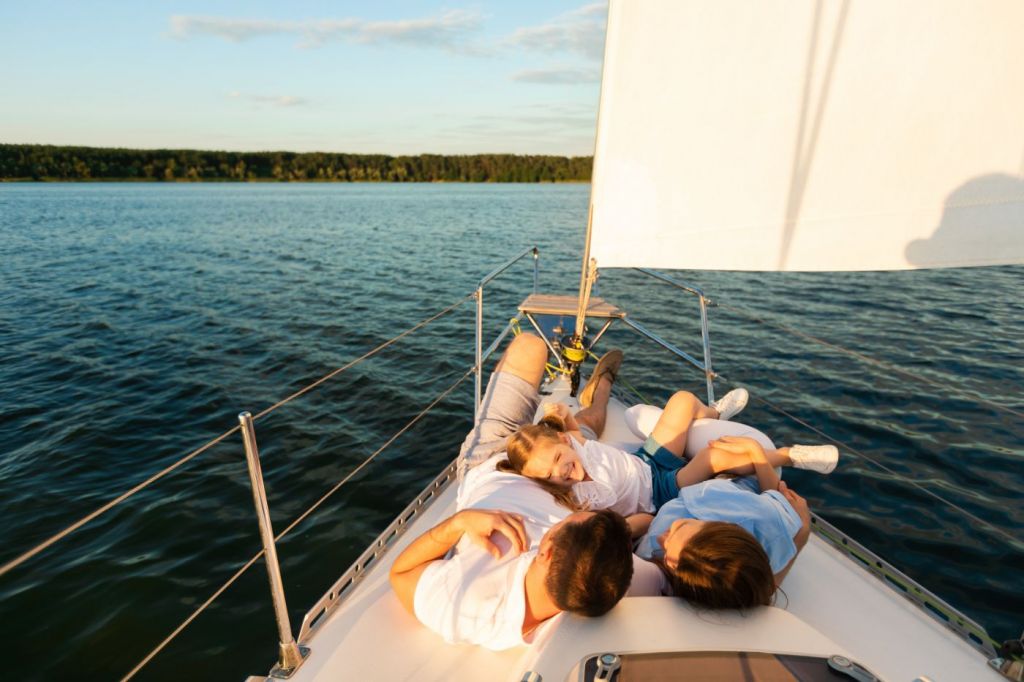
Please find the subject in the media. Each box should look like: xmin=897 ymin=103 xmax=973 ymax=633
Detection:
xmin=475 ymin=246 xmax=539 ymax=418
xmin=630 ymin=268 xmax=716 ymax=404
xmin=238 ymin=412 xmax=308 ymax=678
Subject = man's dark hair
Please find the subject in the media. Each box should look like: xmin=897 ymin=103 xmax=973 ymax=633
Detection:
xmin=545 ymin=509 xmax=633 ymax=617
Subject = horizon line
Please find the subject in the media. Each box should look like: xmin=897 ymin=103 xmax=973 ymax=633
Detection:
xmin=0 ymin=142 xmax=595 ymax=159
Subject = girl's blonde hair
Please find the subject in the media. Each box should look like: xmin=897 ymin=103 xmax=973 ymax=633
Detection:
xmin=497 ymin=414 xmax=584 ymax=511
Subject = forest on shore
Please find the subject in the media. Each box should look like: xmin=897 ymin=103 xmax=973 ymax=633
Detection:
xmin=0 ymin=144 xmax=593 ymax=182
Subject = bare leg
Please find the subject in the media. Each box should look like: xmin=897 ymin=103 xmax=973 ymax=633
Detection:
xmin=675 ymin=446 xmax=792 ymax=488
xmin=574 ymin=375 xmax=613 ymax=437
xmin=459 ymin=333 xmax=551 ymax=471
xmin=493 ymin=333 xmax=548 ymax=389
xmin=649 ymin=391 xmax=719 ymax=457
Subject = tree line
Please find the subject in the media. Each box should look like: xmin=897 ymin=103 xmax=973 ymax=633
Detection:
xmin=0 ymin=144 xmax=593 ymax=182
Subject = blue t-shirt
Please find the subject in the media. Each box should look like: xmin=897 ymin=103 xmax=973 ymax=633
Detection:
xmin=637 ymin=478 xmax=802 ymax=573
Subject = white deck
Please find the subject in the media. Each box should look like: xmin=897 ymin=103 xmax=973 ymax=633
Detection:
xmin=265 ymin=385 xmax=1000 ymax=682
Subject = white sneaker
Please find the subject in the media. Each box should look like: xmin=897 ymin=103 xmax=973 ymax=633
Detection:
xmin=711 ymin=388 xmax=748 ymax=421
xmin=789 ymin=444 xmax=839 ymax=474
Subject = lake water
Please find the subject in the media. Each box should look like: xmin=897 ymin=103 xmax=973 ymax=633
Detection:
xmin=0 ymin=183 xmax=1021 ymax=679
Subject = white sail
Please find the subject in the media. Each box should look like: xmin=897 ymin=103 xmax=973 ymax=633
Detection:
xmin=588 ymin=0 xmax=1024 ymax=271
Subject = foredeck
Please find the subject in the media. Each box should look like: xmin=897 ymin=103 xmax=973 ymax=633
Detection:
xmin=263 ymin=384 xmax=1002 ymax=682
xmin=518 ymin=294 xmax=625 ymax=318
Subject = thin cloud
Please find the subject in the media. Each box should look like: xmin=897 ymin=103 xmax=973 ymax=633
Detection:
xmin=169 ymin=10 xmax=483 ymax=52
xmin=227 ymin=91 xmax=309 ymax=108
xmin=169 ymin=17 xmax=301 ymax=43
xmin=503 ymin=3 xmax=607 ymax=61
xmin=510 ymin=66 xmax=599 ymax=85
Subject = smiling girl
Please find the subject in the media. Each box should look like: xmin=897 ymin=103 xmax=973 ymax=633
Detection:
xmin=496 ymin=389 xmax=836 ymax=517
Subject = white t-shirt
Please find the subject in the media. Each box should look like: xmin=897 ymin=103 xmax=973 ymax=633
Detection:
xmin=414 ymin=455 xmax=666 ymax=650
xmin=570 ymin=439 xmax=654 ymax=516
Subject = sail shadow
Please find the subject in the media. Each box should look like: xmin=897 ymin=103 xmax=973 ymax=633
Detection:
xmin=906 ymin=174 xmax=1024 ymax=268
xmin=777 ymin=0 xmax=850 ymax=270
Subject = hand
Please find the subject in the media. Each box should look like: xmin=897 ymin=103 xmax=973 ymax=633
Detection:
xmin=453 ymin=510 xmax=528 ymax=559
xmin=543 ymin=402 xmax=572 ymax=422
xmin=707 ymin=435 xmax=766 ymax=462
xmin=778 ymin=480 xmax=810 ymax=527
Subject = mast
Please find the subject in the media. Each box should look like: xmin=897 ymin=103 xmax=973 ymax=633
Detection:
xmin=572 ymin=205 xmax=596 ymax=341
xmin=573 ymin=1 xmax=615 ymax=342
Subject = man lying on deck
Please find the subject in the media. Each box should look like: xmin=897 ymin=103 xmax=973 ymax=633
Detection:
xmin=390 ymin=333 xmax=664 ymax=650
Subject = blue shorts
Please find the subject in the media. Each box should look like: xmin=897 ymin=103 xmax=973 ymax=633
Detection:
xmin=633 ymin=436 xmax=683 ymax=508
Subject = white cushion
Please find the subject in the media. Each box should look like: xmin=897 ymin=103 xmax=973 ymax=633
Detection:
xmin=624 ymin=404 xmax=664 ymax=440
xmin=624 ymin=404 xmax=777 ymax=458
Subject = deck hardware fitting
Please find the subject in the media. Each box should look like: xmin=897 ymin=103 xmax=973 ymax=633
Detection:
xmin=827 ymin=654 xmax=881 ymax=681
xmin=594 ymin=653 xmax=621 ymax=681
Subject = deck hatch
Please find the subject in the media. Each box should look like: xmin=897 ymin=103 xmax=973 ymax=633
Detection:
xmin=578 ymin=651 xmax=880 ymax=682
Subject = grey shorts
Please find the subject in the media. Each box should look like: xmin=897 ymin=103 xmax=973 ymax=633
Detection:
xmin=459 ymin=371 xmax=540 ymax=470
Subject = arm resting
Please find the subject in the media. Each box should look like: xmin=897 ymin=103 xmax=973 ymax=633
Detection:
xmin=774 ymin=520 xmax=810 ymax=586
xmin=389 ymin=514 xmax=466 ymax=616
xmin=389 ymin=509 xmax=528 ymax=616
xmin=625 ymin=513 xmax=654 ymax=539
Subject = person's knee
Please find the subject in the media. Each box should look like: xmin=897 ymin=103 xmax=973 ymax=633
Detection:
xmin=507 ymin=333 xmax=547 ymax=362
xmin=495 ymin=333 xmax=548 ymax=387
xmin=665 ymin=391 xmax=699 ymax=413
xmin=500 ymin=333 xmax=548 ymax=371
xmin=704 ymin=447 xmax=731 ymax=472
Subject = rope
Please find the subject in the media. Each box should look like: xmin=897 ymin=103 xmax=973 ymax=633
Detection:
xmin=121 ymin=365 xmax=475 ymax=681
xmin=253 ymin=293 xmax=473 ymax=420
xmin=545 ymin=362 xmax=571 ymax=380
xmin=0 ymin=427 xmax=239 ymax=579
xmin=715 ymin=301 xmax=1024 ymax=421
xmin=119 ymin=550 xmax=264 ymax=682
xmin=616 ymin=377 xmax=652 ymax=407
xmin=716 ymin=374 xmax=1023 ymax=551
xmin=0 ymin=293 xmax=474 ymax=581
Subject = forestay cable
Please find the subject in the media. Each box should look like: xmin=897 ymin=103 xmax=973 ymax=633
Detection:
xmin=715 ymin=300 xmax=1024 ymax=420
xmin=120 ymin=365 xmax=475 ymax=682
xmin=0 ymin=293 xmax=474 ymax=580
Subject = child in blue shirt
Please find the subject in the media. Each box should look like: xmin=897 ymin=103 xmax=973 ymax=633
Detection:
xmin=636 ymin=436 xmax=813 ymax=609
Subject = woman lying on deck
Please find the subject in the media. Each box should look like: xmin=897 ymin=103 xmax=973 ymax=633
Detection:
xmin=633 ymin=437 xmax=812 ymax=609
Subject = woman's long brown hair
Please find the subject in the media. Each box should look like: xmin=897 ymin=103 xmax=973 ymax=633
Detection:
xmin=665 ymin=521 xmax=775 ymax=609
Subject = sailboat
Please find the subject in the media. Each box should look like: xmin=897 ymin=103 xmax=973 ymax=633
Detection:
xmin=224 ymin=3 xmax=1024 ymax=680
xmin=6 ymin=1 xmax=1017 ymax=680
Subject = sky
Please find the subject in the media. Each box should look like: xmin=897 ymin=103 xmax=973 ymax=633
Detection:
xmin=0 ymin=1 xmax=608 ymax=156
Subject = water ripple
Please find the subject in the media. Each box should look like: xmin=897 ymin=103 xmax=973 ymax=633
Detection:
xmin=0 ymin=183 xmax=1021 ymax=679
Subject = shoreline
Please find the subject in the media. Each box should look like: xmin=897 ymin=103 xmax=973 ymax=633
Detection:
xmin=0 ymin=178 xmax=591 ymax=184
xmin=1 ymin=145 xmax=595 ymax=183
